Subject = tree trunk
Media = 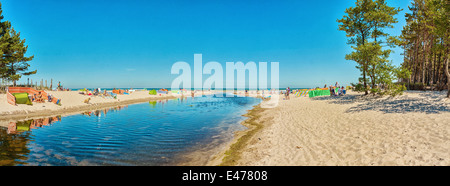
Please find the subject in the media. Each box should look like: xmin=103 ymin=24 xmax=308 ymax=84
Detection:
xmin=408 ymin=53 xmax=413 ymax=90
xmin=360 ymin=34 xmax=368 ymax=95
xmin=413 ymin=39 xmax=419 ymax=87
xmin=370 ymin=65 xmax=376 ymax=95
xmin=432 ymin=52 xmax=437 ymax=89
xmin=422 ymin=40 xmax=426 ymax=85
xmin=444 ymin=55 xmax=450 ymax=97
xmin=430 ymin=51 xmax=434 ymax=88
xmin=363 ymin=67 xmax=368 ymax=95
xmin=429 ymin=38 xmax=434 ymax=88
xmin=422 ymin=57 xmax=426 ymax=86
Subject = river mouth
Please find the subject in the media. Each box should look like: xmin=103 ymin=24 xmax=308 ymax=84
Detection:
xmin=0 ymin=94 xmax=261 ymax=166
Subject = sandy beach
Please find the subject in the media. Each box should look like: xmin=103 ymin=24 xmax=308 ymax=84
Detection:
xmin=0 ymin=89 xmax=223 ymax=126
xmin=209 ymin=90 xmax=450 ymax=166
xmin=2 ymin=89 xmax=450 ymax=166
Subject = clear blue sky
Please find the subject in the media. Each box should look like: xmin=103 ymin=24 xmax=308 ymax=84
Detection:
xmin=2 ymin=0 xmax=411 ymax=89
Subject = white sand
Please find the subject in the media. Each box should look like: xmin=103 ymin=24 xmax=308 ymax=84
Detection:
xmin=212 ymin=90 xmax=450 ymax=166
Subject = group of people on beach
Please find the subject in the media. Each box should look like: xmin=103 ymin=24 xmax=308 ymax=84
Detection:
xmin=56 ymin=81 xmax=70 ymax=91
xmin=79 ymin=88 xmax=103 ymax=96
xmin=29 ymin=92 xmax=44 ymax=103
xmin=79 ymin=88 xmax=135 ymax=104
xmin=27 ymin=91 xmax=56 ymax=103
xmin=281 ymin=82 xmax=347 ymax=100
xmin=324 ymin=82 xmax=346 ymax=96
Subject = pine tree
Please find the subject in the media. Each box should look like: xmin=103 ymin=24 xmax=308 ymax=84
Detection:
xmin=338 ymin=0 xmax=377 ymax=95
xmin=367 ymin=0 xmax=401 ymax=91
xmin=338 ymin=0 xmax=405 ymax=96
xmin=0 ymin=2 xmax=35 ymax=87
xmin=0 ymin=3 xmax=8 ymax=78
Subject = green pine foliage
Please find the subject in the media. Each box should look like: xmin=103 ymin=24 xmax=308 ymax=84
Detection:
xmin=338 ymin=0 xmax=409 ymax=96
xmin=0 ymin=2 xmax=35 ymax=87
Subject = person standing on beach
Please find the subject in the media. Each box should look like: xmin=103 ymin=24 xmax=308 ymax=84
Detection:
xmin=286 ymin=87 xmax=290 ymax=100
xmin=329 ymin=85 xmax=333 ymax=96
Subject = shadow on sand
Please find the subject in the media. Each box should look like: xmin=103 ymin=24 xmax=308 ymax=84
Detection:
xmin=311 ymin=91 xmax=450 ymax=114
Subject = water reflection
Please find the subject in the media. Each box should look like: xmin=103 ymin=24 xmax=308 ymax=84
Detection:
xmin=0 ymin=129 xmax=30 ymax=166
xmin=80 ymin=105 xmax=128 ymax=117
xmin=7 ymin=116 xmax=61 ymax=135
xmin=1 ymin=116 xmax=61 ymax=166
xmin=148 ymin=99 xmax=171 ymax=109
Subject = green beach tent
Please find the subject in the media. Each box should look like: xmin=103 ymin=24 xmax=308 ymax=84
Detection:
xmin=12 ymin=93 xmax=32 ymax=105
xmin=149 ymin=89 xmax=157 ymax=95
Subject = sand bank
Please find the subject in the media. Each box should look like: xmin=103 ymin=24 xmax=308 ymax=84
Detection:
xmin=210 ymin=90 xmax=450 ymax=166
xmin=0 ymin=90 xmax=179 ymax=123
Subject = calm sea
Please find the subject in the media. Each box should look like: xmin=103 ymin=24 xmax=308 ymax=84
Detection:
xmin=0 ymin=94 xmax=261 ymax=166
